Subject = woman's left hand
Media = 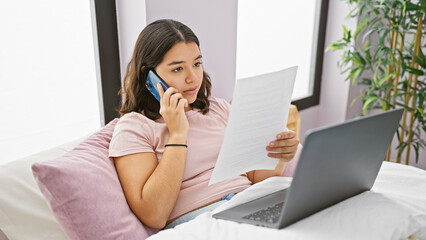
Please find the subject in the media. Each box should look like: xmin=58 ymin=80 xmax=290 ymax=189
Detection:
xmin=266 ymin=130 xmax=299 ymax=161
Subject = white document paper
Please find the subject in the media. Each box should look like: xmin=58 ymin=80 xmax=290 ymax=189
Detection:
xmin=209 ymin=66 xmax=298 ymax=185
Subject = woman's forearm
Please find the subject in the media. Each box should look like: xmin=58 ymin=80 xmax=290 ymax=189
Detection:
xmin=250 ymin=160 xmax=288 ymax=184
xmin=138 ymin=135 xmax=187 ymax=228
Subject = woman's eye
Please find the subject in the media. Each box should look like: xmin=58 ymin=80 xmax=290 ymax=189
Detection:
xmin=172 ymin=67 xmax=183 ymax=72
xmin=194 ymin=62 xmax=203 ymax=67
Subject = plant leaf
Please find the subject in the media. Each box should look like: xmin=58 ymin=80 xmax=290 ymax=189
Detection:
xmin=395 ymin=102 xmax=415 ymax=111
xmin=381 ymin=99 xmax=389 ymax=111
xmin=326 ymin=40 xmax=347 ymax=51
xmin=354 ymin=17 xmax=369 ymax=40
xmin=402 ymin=2 xmax=406 ymax=16
xmin=350 ymin=95 xmax=363 ymax=107
xmin=350 ymin=68 xmax=363 ymax=85
xmin=418 ymin=93 xmax=424 ymax=109
xmin=379 ymin=28 xmax=390 ymax=45
xmin=413 ymin=144 xmax=419 ymax=163
xmin=363 ymin=97 xmax=378 ymax=115
xmin=407 ymin=66 xmax=424 ymax=76
xmin=405 ymin=2 xmax=420 ymax=11
xmin=397 ymin=142 xmax=408 ymax=158
xmin=378 ymin=72 xmax=395 ymax=87
xmin=408 ymin=48 xmax=426 ymax=69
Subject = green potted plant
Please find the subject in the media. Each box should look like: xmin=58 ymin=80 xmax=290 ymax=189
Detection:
xmin=327 ymin=0 xmax=425 ymax=164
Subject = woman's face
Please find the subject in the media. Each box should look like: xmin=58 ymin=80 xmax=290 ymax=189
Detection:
xmin=155 ymin=41 xmax=203 ymax=106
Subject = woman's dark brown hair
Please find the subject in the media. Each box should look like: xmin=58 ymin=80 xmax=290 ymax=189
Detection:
xmin=118 ymin=19 xmax=212 ymax=120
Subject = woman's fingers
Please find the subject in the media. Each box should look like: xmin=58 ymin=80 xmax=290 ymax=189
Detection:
xmin=275 ymin=130 xmax=296 ymax=140
xmin=267 ymin=138 xmax=299 ymax=149
xmin=157 ymin=83 xmax=165 ymax=106
xmin=170 ymin=92 xmax=184 ymax=109
xmin=266 ymin=130 xmax=299 ymax=160
xmin=177 ymin=98 xmax=189 ymax=110
xmin=266 ymin=143 xmax=298 ymax=153
xmin=267 ymin=152 xmax=296 ymax=161
xmin=157 ymin=83 xmax=164 ymax=97
xmin=268 ymin=130 xmax=298 ymax=147
xmin=159 ymin=84 xmax=179 ymax=107
xmin=157 ymin=86 xmax=189 ymax=137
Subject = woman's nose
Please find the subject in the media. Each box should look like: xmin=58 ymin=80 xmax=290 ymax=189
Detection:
xmin=185 ymin=68 xmax=197 ymax=84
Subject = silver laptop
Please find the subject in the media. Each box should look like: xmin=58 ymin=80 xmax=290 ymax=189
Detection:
xmin=212 ymin=108 xmax=403 ymax=229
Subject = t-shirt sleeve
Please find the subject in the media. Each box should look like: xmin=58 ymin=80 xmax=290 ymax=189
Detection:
xmin=108 ymin=113 xmax=155 ymax=158
xmin=212 ymin=97 xmax=232 ymax=121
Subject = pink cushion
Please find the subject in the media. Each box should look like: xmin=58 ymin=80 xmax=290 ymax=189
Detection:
xmin=32 ymin=119 xmax=159 ymax=240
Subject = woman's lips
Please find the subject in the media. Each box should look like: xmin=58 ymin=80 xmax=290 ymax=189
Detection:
xmin=184 ymin=88 xmax=198 ymax=95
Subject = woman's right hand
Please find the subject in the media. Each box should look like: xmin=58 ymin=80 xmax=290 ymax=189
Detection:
xmin=157 ymin=83 xmax=189 ymax=139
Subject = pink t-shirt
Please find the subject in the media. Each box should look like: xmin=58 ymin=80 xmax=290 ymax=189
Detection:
xmin=109 ymin=97 xmax=252 ymax=220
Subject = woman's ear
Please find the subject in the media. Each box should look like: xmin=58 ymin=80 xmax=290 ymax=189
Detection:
xmin=141 ymin=65 xmax=146 ymax=72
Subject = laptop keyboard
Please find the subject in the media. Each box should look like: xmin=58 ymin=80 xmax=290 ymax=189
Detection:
xmin=242 ymin=202 xmax=284 ymax=223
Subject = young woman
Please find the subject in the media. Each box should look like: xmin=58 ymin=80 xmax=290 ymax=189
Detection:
xmin=108 ymin=19 xmax=301 ymax=229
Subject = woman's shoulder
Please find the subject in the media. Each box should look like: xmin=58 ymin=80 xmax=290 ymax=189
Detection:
xmin=208 ymin=97 xmax=231 ymax=113
xmin=206 ymin=97 xmax=231 ymax=120
xmin=116 ymin=111 xmax=158 ymax=130
xmin=109 ymin=111 xmax=156 ymax=157
xmin=111 ymin=112 xmax=157 ymax=143
xmin=119 ymin=111 xmax=146 ymax=123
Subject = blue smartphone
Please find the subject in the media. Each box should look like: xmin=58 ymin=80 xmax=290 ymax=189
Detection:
xmin=146 ymin=70 xmax=169 ymax=102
